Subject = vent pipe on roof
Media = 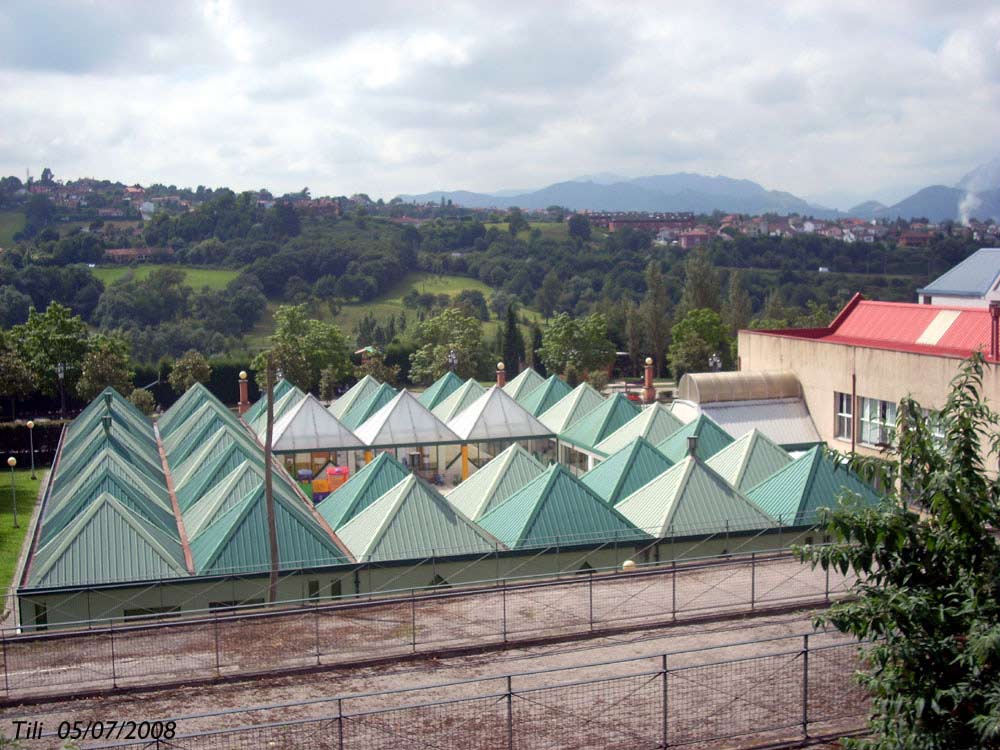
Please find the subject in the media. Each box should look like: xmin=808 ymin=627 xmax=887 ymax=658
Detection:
xmin=687 ymin=434 xmax=699 ymax=458
xmin=101 ymin=414 xmax=112 ymax=436
xmin=990 ymin=302 xmax=1000 ymax=362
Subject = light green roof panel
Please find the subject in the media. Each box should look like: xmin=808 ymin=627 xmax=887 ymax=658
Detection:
xmin=183 ymin=460 xmax=264 ymax=539
xmin=336 ymin=475 xmax=499 ymax=562
xmin=580 ymin=438 xmax=673 ymax=506
xmin=330 ymin=374 xmax=383 ymax=420
xmin=502 ymin=368 xmax=545 ymax=402
xmin=170 ymin=425 xmax=259 ymax=488
xmin=57 ymin=426 xmax=164 ymax=490
xmin=340 ymin=383 xmax=399 ymax=431
xmin=559 ymin=393 xmax=640 ymax=452
xmin=746 ymin=446 xmax=883 ymax=526
xmin=243 ymin=377 xmax=297 ymax=426
xmin=656 ymin=414 xmax=735 ymax=463
xmin=477 ymin=464 xmax=648 ymax=549
xmin=190 ymin=484 xmax=348 ymax=575
xmin=418 ymin=371 xmax=464 ymax=411
xmin=158 ymin=383 xmax=220 ymax=439
xmin=251 ymin=385 xmax=306 ymax=437
xmin=318 ymin=452 xmax=411 ymax=528
xmin=593 ymin=404 xmax=684 ymax=458
xmin=617 ymin=457 xmax=773 ymax=537
xmin=446 ymin=443 xmax=546 ymax=520
xmin=518 ymin=375 xmax=573 ymax=416
xmin=66 ymin=388 xmax=150 ymax=446
xmin=175 ymin=440 xmax=262 ymax=510
xmin=29 ymin=494 xmax=187 ymax=588
xmin=50 ymin=449 xmax=168 ymax=512
xmin=432 ymin=379 xmax=487 ymax=423
xmin=706 ymin=429 xmax=792 ymax=492
xmin=538 ymin=383 xmax=604 ymax=434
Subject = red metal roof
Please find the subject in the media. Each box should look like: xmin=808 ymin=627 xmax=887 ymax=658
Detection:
xmin=750 ymin=295 xmax=994 ymax=360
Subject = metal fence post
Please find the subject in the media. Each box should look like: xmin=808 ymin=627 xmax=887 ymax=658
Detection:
xmin=671 ymin=561 xmax=677 ymax=621
xmin=1 ymin=633 xmax=8 ymax=696
xmin=213 ymin=615 xmax=221 ymax=677
xmin=410 ymin=590 xmax=417 ymax=652
xmin=825 ymin=563 xmax=831 ymax=604
xmin=661 ymin=654 xmax=669 ymax=748
xmin=750 ymin=552 xmax=756 ymax=612
xmin=501 ymin=580 xmax=508 ymax=643
xmin=337 ymin=697 xmax=344 ymax=750
xmin=588 ymin=571 xmax=594 ymax=631
xmin=801 ymin=634 xmax=810 ymax=739
xmin=506 ymin=675 xmax=514 ymax=750
xmin=315 ymin=603 xmax=322 ymax=665
xmin=109 ymin=621 xmax=118 ymax=689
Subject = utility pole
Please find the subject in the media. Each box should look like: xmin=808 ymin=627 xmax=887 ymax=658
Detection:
xmin=264 ymin=354 xmax=279 ymax=604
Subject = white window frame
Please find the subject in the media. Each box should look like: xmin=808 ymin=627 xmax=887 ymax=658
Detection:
xmin=834 ymin=392 xmax=853 ymax=441
xmin=859 ymin=397 xmax=896 ymax=447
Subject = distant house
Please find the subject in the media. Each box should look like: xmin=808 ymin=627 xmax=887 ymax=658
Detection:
xmin=104 ymin=247 xmax=174 ymax=264
xmin=899 ymin=230 xmax=933 ymax=248
xmin=678 ymin=229 xmax=712 ymax=249
xmin=917 ymin=247 xmax=1000 ymax=307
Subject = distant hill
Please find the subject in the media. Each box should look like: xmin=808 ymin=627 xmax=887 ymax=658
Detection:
xmin=846 ymin=156 xmax=1000 ymax=222
xmin=400 ymin=173 xmax=840 ymax=217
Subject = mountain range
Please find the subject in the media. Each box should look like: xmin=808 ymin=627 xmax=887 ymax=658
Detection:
xmin=399 ymin=157 xmax=1000 ymax=223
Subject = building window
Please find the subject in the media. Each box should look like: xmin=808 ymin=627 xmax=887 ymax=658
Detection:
xmin=307 ymin=580 xmax=320 ymax=600
xmin=34 ymin=603 xmax=48 ymax=631
xmin=331 ymin=579 xmax=343 ymax=599
xmin=859 ymin=397 xmax=896 ymax=447
xmin=834 ymin=392 xmax=853 ymax=441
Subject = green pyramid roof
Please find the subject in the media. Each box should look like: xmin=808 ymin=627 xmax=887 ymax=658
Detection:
xmin=446 ymin=443 xmax=547 ymax=520
xmin=340 ymin=382 xmax=399 ymax=430
xmin=477 ymin=464 xmax=648 ymax=549
xmin=183 ymin=460 xmax=265 ymax=539
xmin=580 ymin=438 xmax=673 ymax=506
xmin=336 ymin=475 xmax=500 ymax=561
xmin=616 ymin=456 xmax=773 ymax=538
xmin=502 ymin=368 xmax=546 ymax=401
xmin=418 ymin=371 xmax=464 ymax=411
xmin=518 ymin=375 xmax=573 ymax=416
xmin=330 ymin=374 xmax=383 ymax=420
xmin=656 ymin=415 xmax=734 ymax=463
xmin=318 ymin=452 xmax=411 ymax=529
xmin=159 ymin=382 xmax=220 ymax=439
xmin=538 ymin=382 xmax=605 ymax=434
xmin=432 ymin=378 xmax=487 ymax=422
xmin=559 ymin=393 xmax=640 ymax=451
xmin=243 ymin=377 xmax=297 ymax=425
xmin=706 ymin=429 xmax=792 ymax=492
xmin=746 ymin=446 xmax=883 ymax=526
xmin=30 ymin=493 xmax=187 ymax=588
xmin=190 ymin=483 xmax=348 ymax=575
xmin=593 ymin=404 xmax=684 ymax=457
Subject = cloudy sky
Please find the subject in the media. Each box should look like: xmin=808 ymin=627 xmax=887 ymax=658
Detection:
xmin=0 ymin=1 xmax=997 ymax=208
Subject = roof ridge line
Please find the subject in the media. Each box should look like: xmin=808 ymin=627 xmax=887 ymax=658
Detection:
xmin=154 ymin=423 xmax=195 ymax=574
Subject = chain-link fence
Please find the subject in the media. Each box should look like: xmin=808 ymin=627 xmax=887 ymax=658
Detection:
xmin=66 ymin=633 xmax=867 ymax=750
xmin=0 ymin=550 xmax=853 ymax=702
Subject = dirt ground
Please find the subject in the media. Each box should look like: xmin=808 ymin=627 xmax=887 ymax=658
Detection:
xmin=1 ymin=606 xmax=866 ymax=749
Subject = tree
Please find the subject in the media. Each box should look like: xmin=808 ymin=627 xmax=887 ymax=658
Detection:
xmin=667 ymin=309 xmax=731 ymax=379
xmin=251 ymin=304 xmax=352 ymax=392
xmin=168 ymin=349 xmax=213 ymax=394
xmin=353 ymin=353 xmax=401 ymax=389
xmin=676 ymin=248 xmax=721 ymax=317
xmin=129 ymin=388 xmax=157 ymax=415
xmin=14 ymin=302 xmax=90 ymax=416
xmin=624 ymin=301 xmax=643 ymax=377
xmin=723 ymin=270 xmax=753 ymax=337
xmin=76 ymin=335 xmax=135 ymax=400
xmin=641 ymin=261 xmax=671 ymax=377
xmin=0 ymin=334 xmax=32 ymax=420
xmin=453 ymin=289 xmax=489 ymax=321
xmin=507 ymin=207 xmax=529 ymax=236
xmin=40 ymin=167 xmax=54 ymax=185
xmin=501 ymin=305 xmax=525 ymax=376
xmin=528 ymin=325 xmax=545 ymax=376
xmin=408 ymin=307 xmax=486 ymax=384
xmin=536 ymin=270 xmax=562 ymax=319
xmin=800 ymin=354 xmax=1000 ymax=750
xmin=0 ymin=286 xmax=31 ymax=327
xmin=568 ymin=214 xmax=591 ymax=242
xmin=538 ymin=313 xmax=615 ymax=377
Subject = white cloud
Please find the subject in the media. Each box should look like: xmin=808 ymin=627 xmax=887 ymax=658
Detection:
xmin=0 ymin=1 xmax=997 ymax=207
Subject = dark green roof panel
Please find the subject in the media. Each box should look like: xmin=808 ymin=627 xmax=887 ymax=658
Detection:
xmin=580 ymin=438 xmax=673 ymax=505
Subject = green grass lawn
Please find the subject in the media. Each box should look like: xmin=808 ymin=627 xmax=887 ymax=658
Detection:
xmin=484 ymin=221 xmax=569 ymax=242
xmin=0 ymin=211 xmax=26 ymax=247
xmin=91 ymin=264 xmax=240 ymax=290
xmin=0 ymin=469 xmax=42 ymax=597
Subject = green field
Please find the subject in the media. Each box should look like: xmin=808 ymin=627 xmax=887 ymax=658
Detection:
xmin=91 ymin=264 xmax=240 ymax=291
xmin=0 ymin=211 xmax=26 ymax=247
xmin=0 ymin=469 xmax=41 ymax=597
xmin=484 ymin=221 xmax=570 ymax=242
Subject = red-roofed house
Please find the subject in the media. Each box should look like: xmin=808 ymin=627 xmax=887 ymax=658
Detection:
xmin=738 ymin=293 xmax=1000 ymax=459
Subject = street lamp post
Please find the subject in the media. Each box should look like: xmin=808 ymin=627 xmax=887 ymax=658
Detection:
xmin=447 ymin=349 xmax=458 ymax=373
xmin=26 ymin=421 xmax=36 ymax=480
xmin=6 ymin=457 xmax=17 ymax=529
xmin=708 ymin=352 xmax=722 ymax=372
xmin=56 ymin=362 xmax=66 ymax=419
